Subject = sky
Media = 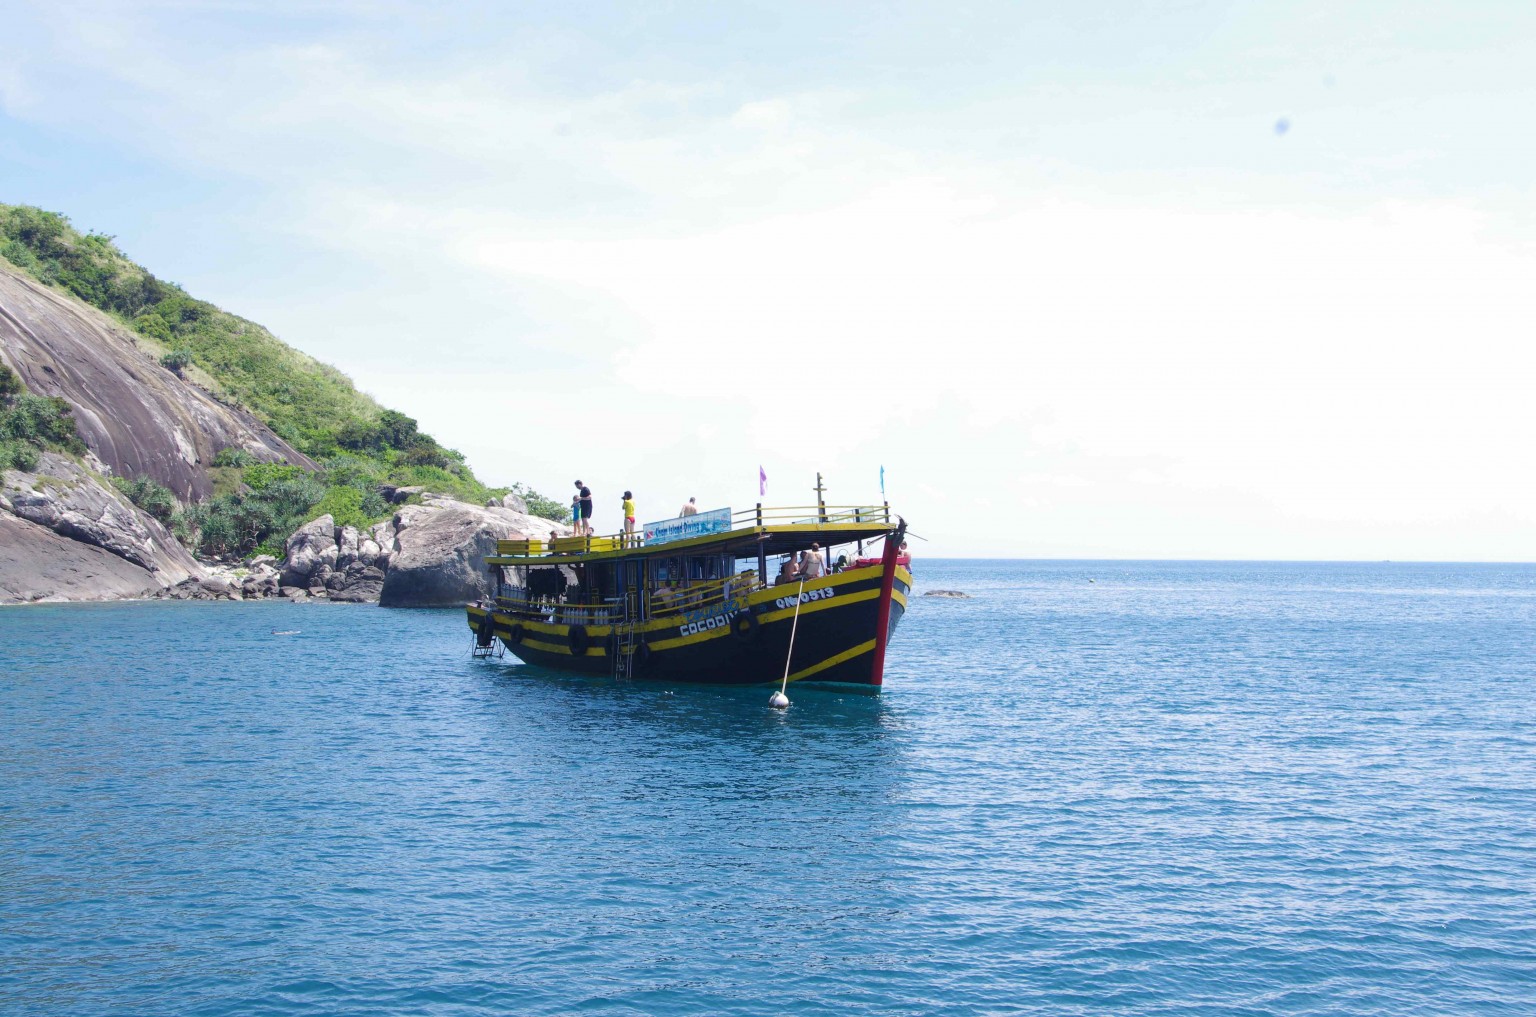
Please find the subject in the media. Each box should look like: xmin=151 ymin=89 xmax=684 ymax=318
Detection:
xmin=2 ymin=1 xmax=1534 ymax=559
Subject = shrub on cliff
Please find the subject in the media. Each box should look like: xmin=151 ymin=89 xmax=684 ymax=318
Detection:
xmin=159 ymin=348 xmax=194 ymax=377
xmin=112 ymin=474 xmax=177 ymax=526
xmin=0 ymin=362 xmax=21 ymax=402
xmin=311 ymin=484 xmax=389 ymax=531
xmin=1 ymin=394 xmax=88 ymax=455
xmin=0 ymin=364 xmax=88 ymax=471
xmin=0 ymin=441 xmax=39 ymax=472
xmin=509 ymin=482 xmax=568 ymax=521
xmin=182 ymin=472 xmax=328 ymax=558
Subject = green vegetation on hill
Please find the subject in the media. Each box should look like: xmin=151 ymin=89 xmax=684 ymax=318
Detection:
xmin=0 ymin=204 xmax=565 ymax=555
xmin=0 ymin=362 xmax=87 ymax=472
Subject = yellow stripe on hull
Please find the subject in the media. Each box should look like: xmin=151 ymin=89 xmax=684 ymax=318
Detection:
xmin=785 ymin=639 xmax=877 ymax=684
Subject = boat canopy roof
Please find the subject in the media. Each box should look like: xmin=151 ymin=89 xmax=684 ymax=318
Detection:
xmin=487 ymin=503 xmax=897 ymax=567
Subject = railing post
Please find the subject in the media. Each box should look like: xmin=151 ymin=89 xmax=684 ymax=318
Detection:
xmin=883 ymin=501 xmax=890 ymax=524
xmin=756 ymin=502 xmax=763 ymax=528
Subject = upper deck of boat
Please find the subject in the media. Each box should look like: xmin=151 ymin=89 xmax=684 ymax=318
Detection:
xmin=487 ymin=503 xmax=897 ymax=567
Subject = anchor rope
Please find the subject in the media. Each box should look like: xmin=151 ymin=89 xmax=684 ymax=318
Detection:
xmin=779 ymin=576 xmax=807 ymax=697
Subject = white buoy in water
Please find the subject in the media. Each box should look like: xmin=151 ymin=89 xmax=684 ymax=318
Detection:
xmin=768 ymin=690 xmax=790 ymax=710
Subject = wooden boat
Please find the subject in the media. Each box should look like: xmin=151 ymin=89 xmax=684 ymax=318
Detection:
xmin=465 ymin=502 xmax=910 ymax=688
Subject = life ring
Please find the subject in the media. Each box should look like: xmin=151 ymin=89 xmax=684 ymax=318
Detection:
xmin=507 ymin=624 xmax=525 ymax=646
xmin=731 ymin=609 xmax=759 ymax=642
xmin=568 ymin=624 xmax=590 ymax=656
xmin=475 ymin=612 xmax=495 ymax=648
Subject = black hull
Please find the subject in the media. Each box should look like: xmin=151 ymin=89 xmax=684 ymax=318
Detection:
xmin=467 ymin=567 xmax=910 ymax=687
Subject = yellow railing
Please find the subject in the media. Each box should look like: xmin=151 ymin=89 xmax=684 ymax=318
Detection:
xmin=647 ymin=570 xmax=759 ymax=614
xmin=494 ymin=595 xmax=620 ymax=626
xmin=492 ymin=503 xmax=891 ymax=558
xmin=731 ymin=503 xmax=891 ymax=527
xmin=493 ymin=569 xmax=762 ymax=623
xmin=495 ymin=534 xmax=635 ymax=556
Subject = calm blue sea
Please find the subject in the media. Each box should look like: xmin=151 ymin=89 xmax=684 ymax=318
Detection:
xmin=3 ymin=560 xmax=1535 ymax=1016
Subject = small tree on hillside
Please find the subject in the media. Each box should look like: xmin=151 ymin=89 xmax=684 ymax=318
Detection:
xmin=160 ymin=348 xmax=194 ymax=377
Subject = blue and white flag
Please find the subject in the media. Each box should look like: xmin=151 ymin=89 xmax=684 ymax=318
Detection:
xmin=879 ymin=465 xmax=885 ymax=497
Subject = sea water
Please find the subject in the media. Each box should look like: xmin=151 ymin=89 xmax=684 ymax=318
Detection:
xmin=2 ymin=560 xmax=1534 ymax=1016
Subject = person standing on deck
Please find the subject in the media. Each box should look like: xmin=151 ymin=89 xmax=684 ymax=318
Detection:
xmin=679 ymin=497 xmax=698 ymax=517
xmin=574 ymin=480 xmax=594 ymax=536
xmin=800 ymin=542 xmax=825 ymax=579
xmin=622 ymin=491 xmax=637 ymax=546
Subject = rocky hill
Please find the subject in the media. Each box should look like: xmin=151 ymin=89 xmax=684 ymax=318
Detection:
xmin=0 ymin=266 xmax=308 ymax=500
xmin=0 ymin=204 xmax=564 ymax=605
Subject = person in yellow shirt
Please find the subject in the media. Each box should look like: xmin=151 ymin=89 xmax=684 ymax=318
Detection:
xmin=622 ymin=491 xmax=637 ymax=546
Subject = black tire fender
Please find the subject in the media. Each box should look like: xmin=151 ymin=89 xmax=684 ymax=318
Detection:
xmin=569 ymin=624 xmax=590 ymax=656
xmin=475 ymin=612 xmax=495 ymax=648
xmin=731 ymin=609 xmax=759 ymax=642
xmin=507 ymin=624 xmax=525 ymax=645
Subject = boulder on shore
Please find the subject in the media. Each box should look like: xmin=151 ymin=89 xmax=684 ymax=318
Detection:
xmin=376 ymin=500 xmax=564 ymax=608
xmin=277 ymin=515 xmax=391 ymax=602
xmin=268 ymin=496 xmax=565 ymax=607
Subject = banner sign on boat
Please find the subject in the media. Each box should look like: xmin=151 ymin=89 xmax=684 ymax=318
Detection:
xmin=643 ymin=506 xmax=732 ymax=546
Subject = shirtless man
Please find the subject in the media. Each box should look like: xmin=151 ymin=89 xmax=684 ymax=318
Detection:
xmin=679 ymin=497 xmax=698 ymax=517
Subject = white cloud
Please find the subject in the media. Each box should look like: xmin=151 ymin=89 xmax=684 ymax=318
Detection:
xmin=7 ymin=4 xmax=1536 ymax=557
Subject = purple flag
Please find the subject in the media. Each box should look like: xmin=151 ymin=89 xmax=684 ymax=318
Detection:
xmin=758 ymin=465 xmax=767 ymax=497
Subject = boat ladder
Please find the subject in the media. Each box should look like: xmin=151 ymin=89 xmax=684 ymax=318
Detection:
xmin=612 ymin=622 xmax=638 ymax=681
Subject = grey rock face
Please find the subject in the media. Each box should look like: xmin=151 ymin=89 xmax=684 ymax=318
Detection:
xmin=376 ymin=503 xmax=515 ymax=608
xmin=380 ymin=485 xmax=426 ymax=505
xmin=329 ymin=565 xmax=385 ymax=603
xmin=277 ymin=517 xmax=391 ymax=602
xmin=0 ymin=512 xmax=163 ymax=603
xmin=0 ymin=265 xmax=313 ymax=501
xmin=369 ymin=500 xmax=568 ymax=608
xmin=266 ymin=498 xmax=568 ymax=608
xmin=1 ymin=452 xmax=201 ymax=592
xmin=279 ymin=514 xmax=338 ymax=589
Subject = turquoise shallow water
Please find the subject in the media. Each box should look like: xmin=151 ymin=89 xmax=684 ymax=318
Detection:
xmin=3 ymin=560 xmax=1535 ymax=1016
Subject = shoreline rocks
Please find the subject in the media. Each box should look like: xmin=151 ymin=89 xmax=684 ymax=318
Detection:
xmin=1 ymin=469 xmax=570 ymax=608
xmin=255 ymin=495 xmax=570 ymax=609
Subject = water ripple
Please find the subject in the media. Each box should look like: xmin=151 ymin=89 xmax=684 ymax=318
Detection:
xmin=3 ymin=560 xmax=1535 ymax=1015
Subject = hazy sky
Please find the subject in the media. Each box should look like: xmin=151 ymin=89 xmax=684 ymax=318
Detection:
xmin=3 ymin=1 xmax=1534 ymax=559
